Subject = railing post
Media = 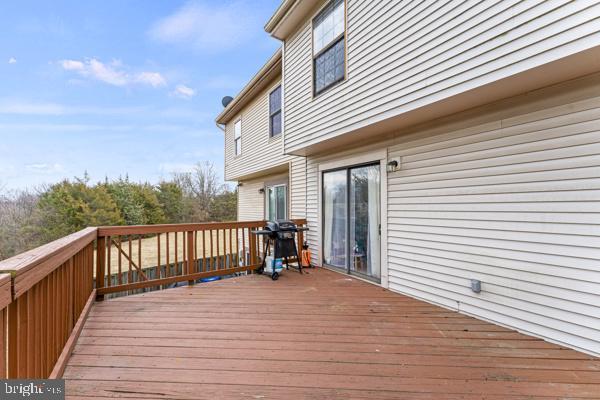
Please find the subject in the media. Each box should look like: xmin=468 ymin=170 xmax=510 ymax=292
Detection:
xmin=187 ymin=231 xmax=195 ymax=286
xmin=7 ymin=301 xmax=18 ymax=378
xmin=249 ymin=228 xmax=256 ymax=269
xmin=67 ymin=259 xmax=74 ymax=335
xmin=96 ymin=236 xmax=106 ymax=301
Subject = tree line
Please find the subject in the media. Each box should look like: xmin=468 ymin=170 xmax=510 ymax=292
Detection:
xmin=0 ymin=162 xmax=237 ymax=260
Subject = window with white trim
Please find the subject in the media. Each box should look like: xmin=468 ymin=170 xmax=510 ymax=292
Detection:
xmin=313 ymin=0 xmax=345 ymax=95
xmin=266 ymin=184 xmax=287 ymax=220
xmin=269 ymin=85 xmax=282 ymax=137
xmin=234 ymin=119 xmax=242 ymax=156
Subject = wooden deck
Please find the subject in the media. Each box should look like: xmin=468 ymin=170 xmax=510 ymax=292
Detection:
xmin=64 ymin=268 xmax=600 ymax=399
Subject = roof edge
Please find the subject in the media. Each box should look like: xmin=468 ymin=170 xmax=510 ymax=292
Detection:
xmin=264 ymin=0 xmax=298 ymax=35
xmin=215 ymin=49 xmax=282 ymax=126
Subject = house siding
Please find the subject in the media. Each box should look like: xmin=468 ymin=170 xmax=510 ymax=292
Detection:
xmin=283 ymin=0 xmax=600 ymax=154
xmin=238 ymin=172 xmax=290 ymax=221
xmin=291 ymin=73 xmax=600 ymax=356
xmin=224 ymin=78 xmax=296 ymax=181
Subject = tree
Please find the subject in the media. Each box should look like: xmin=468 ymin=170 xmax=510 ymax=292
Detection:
xmin=156 ymin=181 xmax=186 ymax=223
xmin=36 ymin=177 xmax=123 ymax=241
xmin=173 ymin=161 xmax=224 ymax=222
xmin=0 ymin=189 xmax=41 ymax=260
xmin=105 ymin=178 xmax=165 ymax=226
xmin=209 ymin=189 xmax=237 ymax=222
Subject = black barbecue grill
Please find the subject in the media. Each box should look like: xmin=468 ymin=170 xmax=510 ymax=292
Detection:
xmin=253 ymin=220 xmax=309 ymax=280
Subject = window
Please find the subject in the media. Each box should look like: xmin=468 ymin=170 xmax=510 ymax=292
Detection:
xmin=266 ymin=184 xmax=287 ymax=220
xmin=269 ymin=85 xmax=282 ymax=137
xmin=313 ymin=0 xmax=345 ymax=95
xmin=234 ymin=119 xmax=241 ymax=155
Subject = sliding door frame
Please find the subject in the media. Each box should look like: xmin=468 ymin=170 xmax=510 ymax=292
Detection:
xmin=317 ymin=149 xmax=388 ymax=287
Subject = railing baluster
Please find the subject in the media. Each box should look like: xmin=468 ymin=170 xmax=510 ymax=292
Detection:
xmin=182 ymin=232 xmax=186 ymax=275
xmin=209 ymin=230 xmax=214 ymax=271
xmin=117 ymin=236 xmax=122 ymax=285
xmin=174 ymin=232 xmax=178 ymax=274
xmin=187 ymin=231 xmax=194 ymax=286
xmin=228 ymin=229 xmax=232 ymax=268
xmin=138 ymin=236 xmax=142 ymax=283
xmin=128 ymin=237 xmax=132 ymax=284
xmin=107 ymin=237 xmax=112 ymax=287
xmin=157 ymin=233 xmax=161 ymax=280
xmin=166 ymin=232 xmax=170 ymax=278
xmin=201 ymin=229 xmax=206 ymax=272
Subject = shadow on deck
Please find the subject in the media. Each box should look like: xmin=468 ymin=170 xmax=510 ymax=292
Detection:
xmin=64 ymin=268 xmax=600 ymax=399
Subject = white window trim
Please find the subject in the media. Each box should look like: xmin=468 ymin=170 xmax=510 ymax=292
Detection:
xmin=311 ymin=0 xmax=347 ymax=96
xmin=317 ymin=149 xmax=388 ymax=289
xmin=265 ymin=183 xmax=288 ymax=221
xmin=234 ymin=119 xmax=242 ymax=156
xmin=269 ymin=85 xmax=282 ymax=138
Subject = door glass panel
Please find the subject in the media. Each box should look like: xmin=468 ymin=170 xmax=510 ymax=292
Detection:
xmin=267 ymin=187 xmax=276 ymax=220
xmin=323 ymin=170 xmax=347 ymax=268
xmin=276 ymin=186 xmax=286 ymax=220
xmin=349 ymin=165 xmax=380 ymax=278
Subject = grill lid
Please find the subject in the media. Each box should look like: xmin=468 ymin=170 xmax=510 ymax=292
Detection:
xmin=266 ymin=219 xmax=297 ymax=232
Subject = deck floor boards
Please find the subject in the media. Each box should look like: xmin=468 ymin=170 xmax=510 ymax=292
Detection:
xmin=64 ymin=268 xmax=600 ymax=399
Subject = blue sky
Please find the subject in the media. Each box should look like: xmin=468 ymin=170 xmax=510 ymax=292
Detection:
xmin=0 ymin=0 xmax=281 ymax=191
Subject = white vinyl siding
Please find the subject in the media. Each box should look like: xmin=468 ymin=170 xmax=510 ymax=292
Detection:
xmin=288 ymin=74 xmax=600 ymax=356
xmin=386 ymin=91 xmax=600 ymax=356
xmin=283 ymin=0 xmax=600 ymax=153
xmin=224 ymin=80 xmax=298 ymax=181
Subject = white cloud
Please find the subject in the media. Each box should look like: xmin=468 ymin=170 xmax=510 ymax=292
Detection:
xmin=8 ymin=57 xmax=17 ymax=64
xmin=25 ymin=163 xmax=64 ymax=174
xmin=58 ymin=58 xmax=166 ymax=88
xmin=149 ymin=1 xmax=259 ymax=51
xmin=60 ymin=59 xmax=84 ymax=71
xmin=0 ymin=99 xmax=211 ymax=121
xmin=171 ymin=84 xmax=196 ymax=99
xmin=135 ymin=71 xmax=167 ymax=87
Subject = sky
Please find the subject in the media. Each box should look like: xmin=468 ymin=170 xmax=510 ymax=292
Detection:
xmin=0 ymin=0 xmax=281 ymax=191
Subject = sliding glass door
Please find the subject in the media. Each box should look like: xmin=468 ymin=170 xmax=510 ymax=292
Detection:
xmin=323 ymin=164 xmax=380 ymax=280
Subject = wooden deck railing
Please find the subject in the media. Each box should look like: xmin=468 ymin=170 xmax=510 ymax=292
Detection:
xmin=95 ymin=219 xmax=306 ymax=297
xmin=0 ymin=219 xmax=306 ymax=378
xmin=0 ymin=227 xmax=97 ymax=379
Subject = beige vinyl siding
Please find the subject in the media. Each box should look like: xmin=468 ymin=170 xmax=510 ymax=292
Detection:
xmin=386 ymin=89 xmax=600 ymax=357
xmin=238 ymin=179 xmax=266 ymax=221
xmin=290 ymin=158 xmax=307 ymax=219
xmin=224 ymin=79 xmax=297 ymax=181
xmin=238 ymin=173 xmax=290 ymax=222
xmin=283 ymin=0 xmax=600 ymax=153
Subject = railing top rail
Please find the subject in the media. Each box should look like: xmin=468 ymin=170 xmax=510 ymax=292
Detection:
xmin=98 ymin=219 xmax=307 ymax=236
xmin=0 ymin=273 xmax=11 ymax=309
xmin=0 ymin=227 xmax=97 ymax=298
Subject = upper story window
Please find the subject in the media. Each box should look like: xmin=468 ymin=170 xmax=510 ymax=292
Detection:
xmin=313 ymin=0 xmax=345 ymax=96
xmin=269 ymin=85 xmax=282 ymax=137
xmin=234 ymin=119 xmax=242 ymax=156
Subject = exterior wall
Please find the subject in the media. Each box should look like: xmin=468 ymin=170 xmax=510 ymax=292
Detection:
xmin=291 ymin=73 xmax=600 ymax=356
xmin=283 ymin=0 xmax=600 ymax=153
xmin=238 ymin=172 xmax=290 ymax=221
xmin=224 ymin=78 xmax=295 ymax=181
xmin=289 ymin=158 xmax=307 ymax=219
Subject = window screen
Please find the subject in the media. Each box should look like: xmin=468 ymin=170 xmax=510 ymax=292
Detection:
xmin=313 ymin=0 xmax=345 ymax=95
xmin=234 ymin=120 xmax=241 ymax=155
xmin=269 ymin=85 xmax=282 ymax=137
